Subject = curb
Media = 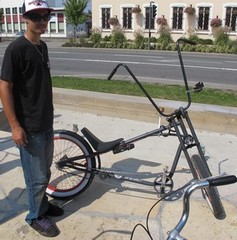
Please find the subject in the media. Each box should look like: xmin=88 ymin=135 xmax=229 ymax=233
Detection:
xmin=53 ymin=88 xmax=237 ymax=135
xmin=1 ymin=88 xmax=237 ymax=134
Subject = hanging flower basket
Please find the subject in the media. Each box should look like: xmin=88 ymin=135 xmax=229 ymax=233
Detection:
xmin=131 ymin=6 xmax=141 ymax=14
xmin=108 ymin=17 xmax=119 ymax=26
xmin=184 ymin=6 xmax=196 ymax=15
xmin=210 ymin=18 xmax=222 ymax=28
xmin=157 ymin=17 xmax=167 ymax=26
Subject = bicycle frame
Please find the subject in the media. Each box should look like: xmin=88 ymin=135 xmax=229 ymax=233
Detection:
xmin=49 ymin=38 xmax=226 ymax=221
xmin=57 ymin=38 xmax=205 ymax=189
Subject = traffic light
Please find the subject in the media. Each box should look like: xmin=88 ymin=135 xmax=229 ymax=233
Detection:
xmin=152 ymin=5 xmax=157 ymax=19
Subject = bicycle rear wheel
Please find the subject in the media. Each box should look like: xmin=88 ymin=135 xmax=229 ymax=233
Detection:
xmin=46 ymin=130 xmax=96 ymax=198
xmin=190 ymin=154 xmax=226 ymax=220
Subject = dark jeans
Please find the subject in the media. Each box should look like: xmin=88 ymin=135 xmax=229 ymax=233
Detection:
xmin=19 ymin=128 xmax=54 ymax=224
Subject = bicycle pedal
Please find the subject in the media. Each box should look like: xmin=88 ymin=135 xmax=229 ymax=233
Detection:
xmin=154 ymin=175 xmax=174 ymax=196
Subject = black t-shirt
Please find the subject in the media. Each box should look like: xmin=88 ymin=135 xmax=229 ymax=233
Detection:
xmin=1 ymin=36 xmax=53 ymax=132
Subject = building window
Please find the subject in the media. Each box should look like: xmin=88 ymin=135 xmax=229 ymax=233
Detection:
xmin=197 ymin=7 xmax=210 ymax=31
xmin=7 ymin=23 xmax=12 ymax=32
xmin=122 ymin=7 xmax=132 ymax=29
xmin=20 ymin=22 xmax=26 ymax=31
xmin=145 ymin=7 xmax=155 ymax=29
xmin=101 ymin=8 xmax=110 ymax=29
xmin=0 ymin=8 xmax=4 ymax=32
xmin=172 ymin=7 xmax=183 ymax=30
xmin=13 ymin=23 xmax=18 ymax=32
xmin=12 ymin=7 xmax=17 ymax=14
xmin=58 ymin=13 xmax=64 ymax=22
xmin=5 ymin=8 xmax=10 ymax=14
xmin=50 ymin=22 xmax=56 ymax=33
xmin=58 ymin=22 xmax=64 ymax=33
xmin=225 ymin=7 xmax=237 ymax=31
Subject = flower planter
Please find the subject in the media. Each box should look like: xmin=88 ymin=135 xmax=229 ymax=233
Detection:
xmin=131 ymin=6 xmax=141 ymax=14
xmin=108 ymin=18 xmax=119 ymax=26
xmin=157 ymin=17 xmax=168 ymax=26
xmin=184 ymin=6 xmax=196 ymax=15
xmin=210 ymin=18 xmax=222 ymax=28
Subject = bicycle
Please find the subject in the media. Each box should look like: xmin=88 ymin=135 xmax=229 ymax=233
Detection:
xmin=47 ymin=38 xmax=226 ymax=220
xmin=130 ymin=174 xmax=237 ymax=240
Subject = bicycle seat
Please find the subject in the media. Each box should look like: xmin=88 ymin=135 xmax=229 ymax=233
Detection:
xmin=81 ymin=127 xmax=124 ymax=153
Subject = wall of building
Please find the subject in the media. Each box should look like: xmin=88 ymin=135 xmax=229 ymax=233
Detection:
xmin=0 ymin=0 xmax=92 ymax=38
xmin=0 ymin=0 xmax=66 ymax=37
xmin=92 ymin=0 xmax=237 ymax=41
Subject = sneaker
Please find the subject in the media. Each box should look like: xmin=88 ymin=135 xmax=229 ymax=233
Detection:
xmin=30 ymin=216 xmax=60 ymax=237
xmin=45 ymin=203 xmax=64 ymax=217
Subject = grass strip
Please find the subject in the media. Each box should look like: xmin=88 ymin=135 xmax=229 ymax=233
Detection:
xmin=52 ymin=76 xmax=237 ymax=108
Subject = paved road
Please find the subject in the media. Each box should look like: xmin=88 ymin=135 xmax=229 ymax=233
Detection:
xmin=0 ymin=39 xmax=237 ymax=90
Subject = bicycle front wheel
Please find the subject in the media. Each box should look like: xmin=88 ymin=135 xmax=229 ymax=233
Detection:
xmin=46 ymin=130 xmax=96 ymax=198
xmin=190 ymin=154 xmax=226 ymax=220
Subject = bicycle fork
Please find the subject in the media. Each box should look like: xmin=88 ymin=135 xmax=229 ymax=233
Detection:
xmin=156 ymin=111 xmax=206 ymax=196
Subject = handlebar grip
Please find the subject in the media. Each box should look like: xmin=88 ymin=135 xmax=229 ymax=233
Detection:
xmin=177 ymin=38 xmax=196 ymax=45
xmin=208 ymin=175 xmax=237 ymax=187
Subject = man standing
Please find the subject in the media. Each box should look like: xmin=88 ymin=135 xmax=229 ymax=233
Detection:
xmin=0 ymin=0 xmax=63 ymax=237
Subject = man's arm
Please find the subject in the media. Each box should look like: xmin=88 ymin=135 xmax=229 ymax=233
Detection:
xmin=0 ymin=79 xmax=27 ymax=146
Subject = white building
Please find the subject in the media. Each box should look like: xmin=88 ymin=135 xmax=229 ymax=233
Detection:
xmin=92 ymin=0 xmax=237 ymax=41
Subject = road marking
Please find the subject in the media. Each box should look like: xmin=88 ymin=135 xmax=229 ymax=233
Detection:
xmin=51 ymin=57 xmax=237 ymax=72
xmin=114 ymin=54 xmax=164 ymax=59
xmin=149 ymin=59 xmax=221 ymax=64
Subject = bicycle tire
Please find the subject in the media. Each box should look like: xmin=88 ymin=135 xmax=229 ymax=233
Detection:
xmin=46 ymin=130 xmax=96 ymax=198
xmin=190 ymin=154 xmax=226 ymax=220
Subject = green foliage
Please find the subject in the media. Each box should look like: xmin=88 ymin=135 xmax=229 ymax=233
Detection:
xmin=188 ymin=34 xmax=199 ymax=43
xmin=63 ymin=0 xmax=89 ymax=36
xmin=52 ymin=76 xmax=237 ymax=107
xmin=150 ymin=37 xmax=157 ymax=43
xmin=103 ymin=35 xmax=111 ymax=42
xmin=214 ymin=30 xmax=230 ymax=46
xmin=182 ymin=44 xmax=196 ymax=52
xmin=229 ymin=40 xmax=237 ymax=54
xmin=134 ymin=30 xmax=146 ymax=49
xmin=157 ymin=25 xmax=173 ymax=47
xmin=157 ymin=33 xmax=173 ymax=47
xmin=90 ymin=27 xmax=102 ymax=45
xmin=111 ymin=27 xmax=126 ymax=47
xmin=61 ymin=23 xmax=236 ymax=54
xmin=188 ymin=35 xmax=213 ymax=45
xmin=200 ymin=39 xmax=214 ymax=45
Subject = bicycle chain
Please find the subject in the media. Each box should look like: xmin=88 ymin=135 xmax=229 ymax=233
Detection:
xmin=97 ymin=167 xmax=157 ymax=177
xmin=60 ymin=166 xmax=169 ymax=196
xmin=92 ymin=167 xmax=163 ymax=196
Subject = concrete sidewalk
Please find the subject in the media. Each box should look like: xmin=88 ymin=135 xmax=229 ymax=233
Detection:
xmin=0 ymin=108 xmax=237 ymax=240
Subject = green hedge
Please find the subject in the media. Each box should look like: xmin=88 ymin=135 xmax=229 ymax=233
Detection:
xmin=63 ymin=37 xmax=237 ymax=54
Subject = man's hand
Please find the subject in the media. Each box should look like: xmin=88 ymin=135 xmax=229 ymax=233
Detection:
xmin=12 ymin=126 xmax=28 ymax=146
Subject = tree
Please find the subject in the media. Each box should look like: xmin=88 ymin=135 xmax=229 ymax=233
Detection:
xmin=63 ymin=0 xmax=89 ymax=38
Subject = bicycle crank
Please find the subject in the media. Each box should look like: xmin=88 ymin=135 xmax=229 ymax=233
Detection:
xmin=154 ymin=166 xmax=174 ymax=196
